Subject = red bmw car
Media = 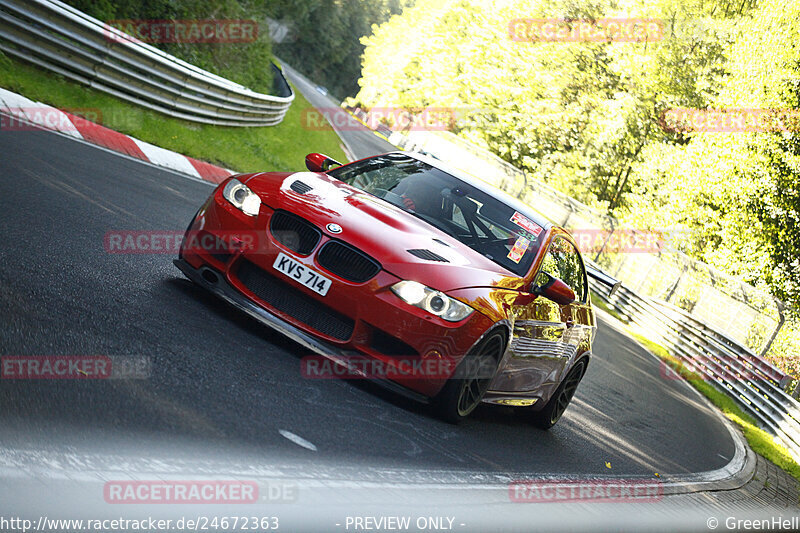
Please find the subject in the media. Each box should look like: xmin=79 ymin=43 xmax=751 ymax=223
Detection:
xmin=174 ymin=152 xmax=617 ymax=425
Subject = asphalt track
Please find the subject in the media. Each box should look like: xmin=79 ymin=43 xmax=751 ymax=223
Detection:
xmin=0 ymin=86 xmax=743 ymax=530
xmin=281 ymin=63 xmax=397 ymax=161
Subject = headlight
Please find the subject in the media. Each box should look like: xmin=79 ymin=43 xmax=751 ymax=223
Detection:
xmin=222 ymin=178 xmax=261 ymax=217
xmin=391 ymin=281 xmax=474 ymax=322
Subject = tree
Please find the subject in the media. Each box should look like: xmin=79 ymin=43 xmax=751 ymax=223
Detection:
xmin=269 ymin=0 xmax=412 ymax=100
xmin=355 ymin=0 xmax=751 ymax=211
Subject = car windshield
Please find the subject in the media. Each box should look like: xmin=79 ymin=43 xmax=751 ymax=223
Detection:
xmin=329 ymin=154 xmax=544 ymax=276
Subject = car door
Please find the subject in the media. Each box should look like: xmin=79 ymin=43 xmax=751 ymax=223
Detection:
xmin=489 ymin=233 xmax=594 ymax=398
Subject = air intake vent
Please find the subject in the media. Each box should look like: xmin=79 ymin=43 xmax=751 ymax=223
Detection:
xmin=236 ymin=260 xmax=354 ymax=341
xmin=369 ymin=327 xmax=419 ymax=357
xmin=407 ymin=249 xmax=449 ymax=262
xmin=269 ymin=210 xmax=321 ymax=255
xmin=290 ymin=180 xmax=313 ymax=194
xmin=317 ymin=241 xmax=381 ymax=283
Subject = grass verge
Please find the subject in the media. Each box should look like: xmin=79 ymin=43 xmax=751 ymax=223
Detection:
xmin=625 ymin=327 xmax=800 ymax=483
xmin=590 ymin=293 xmax=624 ymax=321
xmin=0 ymin=52 xmax=346 ymax=172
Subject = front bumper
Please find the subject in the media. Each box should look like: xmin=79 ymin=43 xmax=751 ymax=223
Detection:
xmin=174 ymin=258 xmax=431 ymax=404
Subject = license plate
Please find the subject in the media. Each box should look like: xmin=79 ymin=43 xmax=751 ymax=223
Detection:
xmin=272 ymin=252 xmax=332 ymax=296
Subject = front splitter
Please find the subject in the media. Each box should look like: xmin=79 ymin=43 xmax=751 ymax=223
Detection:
xmin=173 ymin=258 xmax=430 ymax=405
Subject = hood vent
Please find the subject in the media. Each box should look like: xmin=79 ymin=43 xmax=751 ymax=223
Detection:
xmin=407 ymin=249 xmax=449 ymax=262
xmin=290 ymin=180 xmax=313 ymax=194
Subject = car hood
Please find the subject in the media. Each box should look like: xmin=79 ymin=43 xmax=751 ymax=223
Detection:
xmin=242 ymin=171 xmax=527 ymax=293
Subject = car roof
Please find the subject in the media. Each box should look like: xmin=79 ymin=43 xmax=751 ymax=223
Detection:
xmin=394 ymin=151 xmax=554 ymax=233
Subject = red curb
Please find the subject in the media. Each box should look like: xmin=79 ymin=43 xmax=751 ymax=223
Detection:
xmin=186 ymin=156 xmax=232 ymax=183
xmin=67 ymin=114 xmax=148 ymax=161
xmin=63 ymin=112 xmax=232 ymax=180
xmin=1 ymin=90 xmax=235 ymax=181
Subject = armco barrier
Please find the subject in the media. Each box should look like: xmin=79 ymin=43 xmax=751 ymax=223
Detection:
xmin=0 ymin=0 xmax=293 ymax=126
xmin=591 ymin=278 xmax=800 ymax=462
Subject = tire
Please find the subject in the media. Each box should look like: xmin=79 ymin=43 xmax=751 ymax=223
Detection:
xmin=434 ymin=330 xmax=505 ymax=424
xmin=530 ymin=359 xmax=587 ymax=430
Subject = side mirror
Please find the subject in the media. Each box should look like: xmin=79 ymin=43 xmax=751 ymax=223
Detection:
xmin=532 ymin=272 xmax=576 ymax=306
xmin=305 ymin=153 xmax=342 ymax=173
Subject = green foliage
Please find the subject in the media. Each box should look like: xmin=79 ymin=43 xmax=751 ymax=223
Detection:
xmin=355 ymin=0 xmax=800 ymax=359
xmin=268 ymin=0 xmax=413 ymax=100
xmin=62 ymin=0 xmax=416 ymax=98
xmin=625 ymin=0 xmax=800 ymax=320
xmin=66 ymin=0 xmax=117 ymax=22
xmin=589 ymin=292 xmax=625 ymax=321
xmin=0 ymin=55 xmax=346 ymax=172
xmin=761 ymin=322 xmax=800 ymax=379
xmin=355 ymin=0 xmax=750 ymax=210
xmin=62 ymin=0 xmax=274 ymax=92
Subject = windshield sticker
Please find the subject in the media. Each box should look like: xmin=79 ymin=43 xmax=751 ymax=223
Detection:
xmin=511 ymin=211 xmax=543 ymax=238
xmin=516 ymin=229 xmax=536 ymax=241
xmin=508 ymin=235 xmax=530 ymax=263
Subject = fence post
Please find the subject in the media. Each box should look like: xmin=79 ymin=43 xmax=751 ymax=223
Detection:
xmin=665 ymin=264 xmax=687 ymax=303
xmin=760 ymin=298 xmax=787 ymax=387
xmin=593 ymin=216 xmax=615 ymax=263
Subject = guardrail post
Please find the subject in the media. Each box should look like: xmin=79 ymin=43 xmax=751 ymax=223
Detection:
xmin=592 ymin=216 xmax=615 ymax=263
xmin=664 ymin=264 xmax=687 ymax=303
xmin=760 ymin=298 xmax=785 ymax=359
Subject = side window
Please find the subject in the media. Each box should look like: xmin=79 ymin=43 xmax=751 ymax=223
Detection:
xmin=538 ymin=250 xmax=560 ymax=281
xmin=537 ymin=237 xmax=587 ymax=302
